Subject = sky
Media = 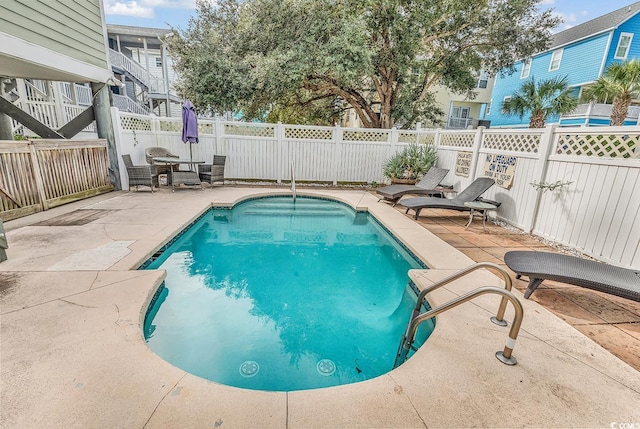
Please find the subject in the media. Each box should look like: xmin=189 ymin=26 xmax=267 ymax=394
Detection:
xmin=103 ymin=0 xmax=640 ymax=32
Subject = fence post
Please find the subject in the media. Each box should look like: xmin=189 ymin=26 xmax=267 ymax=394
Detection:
xmin=215 ymin=119 xmax=225 ymax=155
xmin=525 ymin=124 xmax=557 ymax=233
xmin=151 ymin=115 xmax=160 ymax=147
xmin=434 ymin=128 xmax=441 ymax=147
xmin=277 ymin=121 xmax=284 ymax=184
xmin=331 ymin=124 xmax=342 ymax=185
xmin=469 ymin=126 xmax=485 ymax=180
xmin=390 ymin=126 xmax=399 ymax=152
xmin=27 ymin=140 xmax=49 ymax=210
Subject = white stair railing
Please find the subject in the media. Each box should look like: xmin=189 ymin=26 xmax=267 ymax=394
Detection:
xmin=109 ymin=49 xmax=160 ymax=88
xmin=112 ymin=94 xmax=151 ymax=115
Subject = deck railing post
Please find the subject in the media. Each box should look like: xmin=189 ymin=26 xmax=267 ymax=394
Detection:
xmin=51 ymin=82 xmax=65 ymax=127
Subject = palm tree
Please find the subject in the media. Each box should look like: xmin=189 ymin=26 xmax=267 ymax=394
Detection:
xmin=501 ymin=76 xmax=578 ymax=128
xmin=581 ymin=60 xmax=640 ymax=126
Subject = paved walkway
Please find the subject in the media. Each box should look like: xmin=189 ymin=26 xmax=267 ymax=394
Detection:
xmin=392 ymin=204 xmax=640 ymax=372
xmin=1 ymin=188 xmax=639 ymax=428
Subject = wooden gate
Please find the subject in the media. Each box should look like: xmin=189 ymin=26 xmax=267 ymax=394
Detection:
xmin=0 ymin=139 xmax=113 ymax=221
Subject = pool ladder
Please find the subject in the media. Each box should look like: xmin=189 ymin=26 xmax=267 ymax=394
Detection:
xmin=290 ymin=160 xmax=296 ymax=201
xmin=393 ymin=262 xmax=524 ymax=368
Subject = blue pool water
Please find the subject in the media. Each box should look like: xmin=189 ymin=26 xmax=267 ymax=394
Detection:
xmin=143 ymin=196 xmax=433 ymax=391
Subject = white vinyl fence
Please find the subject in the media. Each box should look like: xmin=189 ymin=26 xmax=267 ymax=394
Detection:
xmin=114 ymin=109 xmax=640 ymax=269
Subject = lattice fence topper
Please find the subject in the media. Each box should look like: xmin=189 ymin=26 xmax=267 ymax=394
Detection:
xmin=120 ymin=115 xmax=152 ymax=131
xmin=284 ymin=127 xmax=333 ymax=140
xmin=398 ymin=132 xmax=419 ymax=143
xmin=439 ymin=133 xmax=474 ymax=147
xmin=483 ymin=133 xmax=541 ymax=153
xmin=418 ymin=133 xmax=436 ymax=145
xmin=198 ymin=123 xmax=214 ymax=134
xmin=343 ymin=130 xmax=389 ymax=142
xmin=159 ymin=120 xmax=181 ymax=132
xmin=225 ymin=124 xmax=274 ymax=137
xmin=557 ymin=133 xmax=640 ymax=158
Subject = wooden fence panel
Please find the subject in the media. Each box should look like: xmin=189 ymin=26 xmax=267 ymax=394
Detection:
xmin=0 ymin=139 xmax=113 ymax=221
xmin=0 ymin=141 xmax=42 ymax=220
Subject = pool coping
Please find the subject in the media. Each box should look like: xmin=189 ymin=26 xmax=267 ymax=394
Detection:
xmin=1 ymin=187 xmax=639 ymax=427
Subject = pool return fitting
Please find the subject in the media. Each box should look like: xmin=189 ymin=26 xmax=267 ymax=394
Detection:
xmin=393 ymin=262 xmax=524 ymax=368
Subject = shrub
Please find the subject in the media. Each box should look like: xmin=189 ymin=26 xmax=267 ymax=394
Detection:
xmin=382 ymin=143 xmax=437 ymax=182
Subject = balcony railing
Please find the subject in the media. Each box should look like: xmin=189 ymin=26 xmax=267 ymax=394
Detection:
xmin=112 ymin=94 xmax=151 ymax=115
xmin=447 ymin=117 xmax=478 ymax=129
xmin=109 ymin=49 xmax=154 ymax=88
xmin=561 ymin=103 xmax=640 ymax=122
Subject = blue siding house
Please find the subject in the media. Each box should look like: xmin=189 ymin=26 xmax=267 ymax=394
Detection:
xmin=486 ymin=1 xmax=640 ymax=127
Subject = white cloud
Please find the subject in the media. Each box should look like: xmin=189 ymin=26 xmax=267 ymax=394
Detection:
xmin=104 ymin=1 xmax=155 ymax=18
xmin=551 ymin=9 xmax=592 ymax=31
xmin=104 ymin=0 xmax=196 ymax=18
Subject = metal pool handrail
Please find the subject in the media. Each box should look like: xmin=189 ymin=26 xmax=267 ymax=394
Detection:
xmin=394 ymin=286 xmax=524 ymax=367
xmin=411 ymin=262 xmax=513 ymax=327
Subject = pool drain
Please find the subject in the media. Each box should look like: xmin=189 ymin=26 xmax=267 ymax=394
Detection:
xmin=239 ymin=361 xmax=259 ymax=378
xmin=317 ymin=359 xmax=336 ymax=376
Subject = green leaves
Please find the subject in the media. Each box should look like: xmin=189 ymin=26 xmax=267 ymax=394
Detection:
xmin=580 ymin=60 xmax=640 ymax=126
xmin=383 ymin=143 xmax=437 ymax=180
xmin=166 ymin=0 xmax=558 ymax=128
xmin=501 ymin=76 xmax=578 ymax=128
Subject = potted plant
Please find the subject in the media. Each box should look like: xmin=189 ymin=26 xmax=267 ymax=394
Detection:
xmin=382 ymin=143 xmax=437 ymax=184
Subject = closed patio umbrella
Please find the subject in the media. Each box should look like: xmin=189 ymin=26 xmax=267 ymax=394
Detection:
xmin=182 ymin=99 xmax=199 ymax=162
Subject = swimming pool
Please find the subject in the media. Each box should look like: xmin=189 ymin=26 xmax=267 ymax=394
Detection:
xmin=143 ymin=196 xmax=434 ymax=391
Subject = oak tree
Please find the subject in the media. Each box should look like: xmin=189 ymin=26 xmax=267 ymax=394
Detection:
xmin=166 ymin=0 xmax=559 ymax=128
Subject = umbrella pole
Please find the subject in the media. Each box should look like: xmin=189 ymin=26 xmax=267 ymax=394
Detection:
xmin=189 ymin=142 xmax=193 ymax=164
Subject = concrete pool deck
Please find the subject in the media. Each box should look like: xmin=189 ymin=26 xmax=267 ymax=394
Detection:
xmin=1 ymin=187 xmax=639 ymax=428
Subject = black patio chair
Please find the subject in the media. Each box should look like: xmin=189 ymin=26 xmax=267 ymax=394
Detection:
xmin=122 ymin=154 xmax=158 ymax=192
xmin=400 ymin=177 xmax=496 ymax=219
xmin=198 ymin=155 xmax=226 ymax=186
xmin=377 ymin=167 xmax=450 ymax=206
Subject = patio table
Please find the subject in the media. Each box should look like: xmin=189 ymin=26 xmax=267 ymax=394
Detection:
xmin=464 ymin=201 xmax=498 ymax=233
xmin=153 ymin=157 xmax=205 ymax=191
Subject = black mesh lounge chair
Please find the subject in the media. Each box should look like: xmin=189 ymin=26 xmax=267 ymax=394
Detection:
xmin=400 ymin=177 xmax=496 ymax=220
xmin=504 ymin=250 xmax=640 ymax=301
xmin=122 ymin=154 xmax=158 ymax=192
xmin=377 ymin=167 xmax=450 ymax=206
xmin=198 ymin=155 xmax=226 ymax=186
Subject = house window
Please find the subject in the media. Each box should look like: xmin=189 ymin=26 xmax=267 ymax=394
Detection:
xmin=549 ymin=49 xmax=563 ymax=71
xmin=486 ymin=101 xmax=492 ymax=116
xmin=452 ymin=106 xmax=470 ymax=119
xmin=156 ymin=57 xmax=162 ymax=67
xmin=521 ymin=58 xmax=532 ymax=78
xmin=449 ymin=106 xmax=471 ymax=128
xmin=615 ymin=33 xmax=633 ymax=59
xmin=501 ymin=96 xmax=511 ymax=113
xmin=477 ymin=71 xmax=489 ymax=89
